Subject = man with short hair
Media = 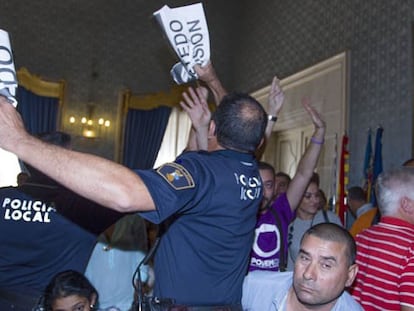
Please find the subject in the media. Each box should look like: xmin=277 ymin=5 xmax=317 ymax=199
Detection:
xmin=274 ymin=171 xmax=291 ymax=198
xmin=351 ymin=167 xmax=414 ymax=310
xmin=347 ymin=186 xmax=378 ymax=237
xmin=249 ymin=98 xmax=326 ymax=272
xmin=0 ymin=91 xmax=267 ymax=307
xmin=243 ymin=223 xmax=362 ymax=311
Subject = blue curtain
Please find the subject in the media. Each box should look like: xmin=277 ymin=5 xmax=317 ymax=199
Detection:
xmin=16 ymin=86 xmax=59 ymax=134
xmin=123 ymin=106 xmax=171 ymax=169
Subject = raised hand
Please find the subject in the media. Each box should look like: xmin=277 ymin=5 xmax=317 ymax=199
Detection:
xmin=193 ymin=61 xmax=227 ymax=105
xmin=180 ymin=86 xmax=211 ymax=131
xmin=0 ymin=96 xmax=28 ymax=152
xmin=268 ymin=76 xmax=285 ymax=116
xmin=260 ymin=76 xmax=285 ymax=157
xmin=180 ymin=86 xmax=211 ymax=151
xmin=302 ymin=97 xmax=326 ymax=130
xmin=194 ymin=62 xmax=218 ymax=84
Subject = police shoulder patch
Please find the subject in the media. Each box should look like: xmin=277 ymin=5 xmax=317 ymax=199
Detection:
xmin=156 ymin=162 xmax=195 ymax=190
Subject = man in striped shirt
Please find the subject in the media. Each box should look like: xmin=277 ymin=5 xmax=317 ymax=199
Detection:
xmin=351 ymin=167 xmax=414 ymax=311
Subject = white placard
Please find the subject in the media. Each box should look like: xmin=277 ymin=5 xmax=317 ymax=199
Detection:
xmin=154 ymin=3 xmax=210 ymax=84
xmin=0 ymin=29 xmax=17 ymax=107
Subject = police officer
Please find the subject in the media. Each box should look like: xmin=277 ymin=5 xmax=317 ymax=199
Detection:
xmin=0 ymin=131 xmax=121 ymax=311
xmin=0 ymin=92 xmax=267 ymax=308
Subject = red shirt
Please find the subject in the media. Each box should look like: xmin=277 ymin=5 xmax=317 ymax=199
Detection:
xmin=351 ymin=216 xmax=414 ymax=310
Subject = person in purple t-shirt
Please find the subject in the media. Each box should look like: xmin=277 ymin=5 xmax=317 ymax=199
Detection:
xmin=249 ymin=97 xmax=326 ymax=272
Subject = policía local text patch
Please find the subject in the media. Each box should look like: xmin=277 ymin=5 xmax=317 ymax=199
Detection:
xmin=157 ymin=163 xmax=195 ymax=190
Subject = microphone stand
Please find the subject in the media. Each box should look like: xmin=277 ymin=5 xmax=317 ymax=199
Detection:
xmin=133 ymin=237 xmax=160 ymax=311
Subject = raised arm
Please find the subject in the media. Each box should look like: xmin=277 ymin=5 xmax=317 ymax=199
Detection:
xmin=256 ymin=76 xmax=285 ymax=159
xmin=286 ymin=98 xmax=326 ymax=211
xmin=194 ymin=61 xmax=227 ymax=106
xmin=0 ymin=98 xmax=154 ymax=213
xmin=265 ymin=76 xmax=285 ymax=139
xmin=180 ymin=86 xmax=211 ymax=151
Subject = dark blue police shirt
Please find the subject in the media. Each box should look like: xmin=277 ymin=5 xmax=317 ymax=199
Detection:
xmin=0 ymin=186 xmax=96 ymax=295
xmin=137 ymin=149 xmax=262 ymax=305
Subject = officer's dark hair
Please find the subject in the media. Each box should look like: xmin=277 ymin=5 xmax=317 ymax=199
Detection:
xmin=302 ymin=223 xmax=356 ymax=266
xmin=212 ymin=92 xmax=267 ymax=153
xmin=42 ymin=270 xmax=98 ymax=311
xmin=347 ymin=186 xmax=366 ymax=202
xmin=258 ymin=161 xmax=275 ymax=175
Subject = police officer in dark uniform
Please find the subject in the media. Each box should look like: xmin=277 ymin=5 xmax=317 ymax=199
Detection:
xmin=0 ymin=132 xmax=122 ymax=311
xmin=0 ymin=91 xmax=267 ymax=309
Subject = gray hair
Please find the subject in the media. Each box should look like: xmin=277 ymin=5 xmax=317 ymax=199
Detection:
xmin=376 ymin=167 xmax=414 ymax=216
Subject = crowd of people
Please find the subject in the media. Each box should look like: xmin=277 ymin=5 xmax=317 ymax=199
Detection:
xmin=0 ymin=60 xmax=413 ymax=311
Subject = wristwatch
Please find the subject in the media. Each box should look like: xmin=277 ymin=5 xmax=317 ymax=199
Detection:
xmin=267 ymin=115 xmax=277 ymax=122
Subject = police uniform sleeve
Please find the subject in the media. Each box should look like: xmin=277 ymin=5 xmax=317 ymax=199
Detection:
xmin=135 ymin=154 xmax=199 ymax=224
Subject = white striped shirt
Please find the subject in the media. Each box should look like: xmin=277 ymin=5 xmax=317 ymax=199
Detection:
xmin=351 ymin=216 xmax=414 ymax=310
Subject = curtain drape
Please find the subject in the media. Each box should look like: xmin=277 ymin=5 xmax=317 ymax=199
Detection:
xmin=153 ymin=107 xmax=191 ymax=168
xmin=122 ymin=106 xmax=171 ymax=169
xmin=16 ymin=86 xmax=59 ymax=134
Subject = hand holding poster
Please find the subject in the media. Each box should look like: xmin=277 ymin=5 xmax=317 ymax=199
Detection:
xmin=153 ymin=3 xmax=210 ymax=84
xmin=0 ymin=29 xmax=17 ymax=107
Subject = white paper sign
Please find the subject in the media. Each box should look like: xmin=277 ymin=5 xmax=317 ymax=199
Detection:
xmin=0 ymin=29 xmax=17 ymax=107
xmin=153 ymin=3 xmax=210 ymax=84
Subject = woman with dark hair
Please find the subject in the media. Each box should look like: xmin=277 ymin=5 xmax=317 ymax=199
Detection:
xmin=41 ymin=270 xmax=98 ymax=311
xmin=286 ymin=173 xmax=343 ymax=270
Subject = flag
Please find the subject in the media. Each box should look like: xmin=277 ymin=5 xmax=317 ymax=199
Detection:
xmin=370 ymin=127 xmax=383 ymax=206
xmin=363 ymin=129 xmax=373 ymax=202
xmin=336 ymin=134 xmax=349 ymax=225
